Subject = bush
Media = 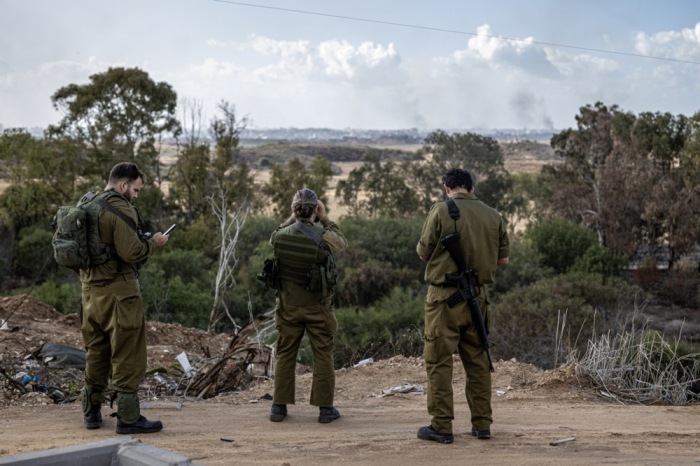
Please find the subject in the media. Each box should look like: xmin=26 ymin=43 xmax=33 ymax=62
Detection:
xmin=30 ymin=279 xmax=82 ymax=314
xmin=334 ymin=287 xmax=424 ymax=367
xmin=12 ymin=225 xmax=56 ymax=281
xmin=491 ymin=272 xmax=642 ymax=369
xmin=571 ymin=244 xmax=626 ymax=279
xmin=335 ymin=259 xmax=419 ymax=307
xmin=139 ymin=248 xmax=214 ymax=327
xmin=527 ymin=218 xmax=597 ymax=274
xmin=492 ymin=234 xmax=554 ymax=295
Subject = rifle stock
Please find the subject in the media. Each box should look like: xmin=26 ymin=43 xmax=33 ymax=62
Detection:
xmin=440 ymin=232 xmax=495 ymax=372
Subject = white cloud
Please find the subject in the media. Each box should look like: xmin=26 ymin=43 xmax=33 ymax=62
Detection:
xmin=635 ymin=22 xmax=700 ymax=62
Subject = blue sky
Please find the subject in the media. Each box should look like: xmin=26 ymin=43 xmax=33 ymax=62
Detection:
xmin=1 ymin=0 xmax=699 ymax=131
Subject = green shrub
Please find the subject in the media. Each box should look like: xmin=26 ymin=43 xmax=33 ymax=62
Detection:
xmin=30 ymin=279 xmax=82 ymax=314
xmin=491 ymin=272 xmax=641 ymax=369
xmin=12 ymin=225 xmax=56 ymax=280
xmin=571 ymin=244 xmax=626 ymax=279
xmin=492 ymin=234 xmax=554 ymax=295
xmin=335 ymin=259 xmax=419 ymax=307
xmin=527 ymin=218 xmax=597 ymax=274
xmin=335 ymin=287 xmax=424 ymax=367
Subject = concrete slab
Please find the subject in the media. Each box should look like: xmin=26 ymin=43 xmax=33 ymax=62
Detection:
xmin=0 ymin=436 xmax=202 ymax=466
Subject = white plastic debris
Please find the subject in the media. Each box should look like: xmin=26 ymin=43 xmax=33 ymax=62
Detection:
xmin=353 ymin=358 xmax=374 ymax=368
xmin=373 ymin=383 xmax=424 ymax=397
xmin=176 ymin=351 xmax=196 ymax=378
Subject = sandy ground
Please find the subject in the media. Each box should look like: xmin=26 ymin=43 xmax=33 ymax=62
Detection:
xmin=2 ymin=296 xmax=700 ymax=465
xmin=2 ymin=361 xmax=700 ymax=465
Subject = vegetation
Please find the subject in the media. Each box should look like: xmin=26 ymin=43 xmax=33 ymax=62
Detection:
xmin=1 ymin=68 xmax=698 ymax=389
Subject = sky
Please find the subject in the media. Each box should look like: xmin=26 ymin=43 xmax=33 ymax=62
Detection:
xmin=1 ymin=0 xmax=699 ymax=132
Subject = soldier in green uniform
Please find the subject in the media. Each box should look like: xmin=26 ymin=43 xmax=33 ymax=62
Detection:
xmin=80 ymin=162 xmax=170 ymax=434
xmin=416 ymin=168 xmax=509 ymax=444
xmin=269 ymin=188 xmax=347 ymax=424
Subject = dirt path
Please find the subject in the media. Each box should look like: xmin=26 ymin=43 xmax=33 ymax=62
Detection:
xmin=2 ymin=362 xmax=700 ymax=465
xmin=2 ymin=296 xmax=700 ymax=464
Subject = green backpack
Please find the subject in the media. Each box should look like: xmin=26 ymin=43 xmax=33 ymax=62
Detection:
xmin=52 ymin=191 xmax=138 ymax=270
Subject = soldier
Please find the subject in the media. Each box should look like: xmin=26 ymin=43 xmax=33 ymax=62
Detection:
xmin=416 ymin=168 xmax=509 ymax=443
xmin=269 ymin=188 xmax=347 ymax=423
xmin=80 ymin=162 xmax=169 ymax=434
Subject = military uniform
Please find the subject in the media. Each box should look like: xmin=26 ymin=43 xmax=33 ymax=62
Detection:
xmin=271 ymin=216 xmax=347 ymax=408
xmin=80 ymin=189 xmax=160 ymax=424
xmin=416 ymin=192 xmax=509 ymax=435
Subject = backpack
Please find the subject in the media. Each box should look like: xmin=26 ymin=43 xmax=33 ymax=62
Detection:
xmin=269 ymin=222 xmax=337 ymax=296
xmin=52 ymin=191 xmax=138 ymax=270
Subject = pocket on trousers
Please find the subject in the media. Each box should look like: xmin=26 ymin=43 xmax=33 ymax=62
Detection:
xmin=115 ymin=291 xmax=144 ymax=331
xmin=423 ymin=333 xmax=439 ymax=364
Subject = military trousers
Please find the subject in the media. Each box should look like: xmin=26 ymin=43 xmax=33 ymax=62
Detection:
xmin=81 ymin=276 xmax=147 ymax=393
xmin=423 ymin=294 xmax=492 ymax=434
xmin=273 ymin=297 xmax=337 ymax=407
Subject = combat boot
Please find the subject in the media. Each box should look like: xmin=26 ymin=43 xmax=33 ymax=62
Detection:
xmin=114 ymin=392 xmax=163 ymax=434
xmin=270 ymin=403 xmax=287 ymax=422
xmin=116 ymin=415 xmax=164 ymax=434
xmin=318 ymin=406 xmax=340 ymax=423
xmin=81 ymin=386 xmax=103 ymax=430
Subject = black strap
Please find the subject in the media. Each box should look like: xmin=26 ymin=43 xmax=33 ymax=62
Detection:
xmin=292 ymin=221 xmax=330 ymax=252
xmin=446 ymin=198 xmax=460 ymax=232
xmin=94 ymin=196 xmax=139 ymax=236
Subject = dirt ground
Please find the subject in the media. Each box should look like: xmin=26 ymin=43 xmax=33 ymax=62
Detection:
xmin=2 ymin=295 xmax=700 ymax=465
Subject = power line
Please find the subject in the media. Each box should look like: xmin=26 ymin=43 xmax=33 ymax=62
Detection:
xmin=213 ymin=0 xmax=700 ymax=66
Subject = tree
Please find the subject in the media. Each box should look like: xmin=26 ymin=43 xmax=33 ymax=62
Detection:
xmin=207 ymin=183 xmax=250 ymax=332
xmin=411 ymin=130 xmax=514 ymax=214
xmin=169 ymin=99 xmax=212 ymax=224
xmin=48 ymin=67 xmax=181 ymax=221
xmin=335 ymin=153 xmax=419 ymax=218
xmin=262 ymin=156 xmax=333 ymax=219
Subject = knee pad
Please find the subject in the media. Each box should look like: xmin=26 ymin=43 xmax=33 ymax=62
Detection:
xmin=116 ymin=392 xmax=141 ymax=424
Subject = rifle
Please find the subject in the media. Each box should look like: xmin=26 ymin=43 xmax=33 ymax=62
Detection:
xmin=440 ymin=212 xmax=495 ymax=373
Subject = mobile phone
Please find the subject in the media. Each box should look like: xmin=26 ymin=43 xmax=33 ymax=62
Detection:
xmin=164 ymin=224 xmax=177 ymax=235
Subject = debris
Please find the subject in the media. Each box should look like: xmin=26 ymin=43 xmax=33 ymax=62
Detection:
xmin=259 ymin=393 xmax=273 ymax=400
xmin=32 ymin=342 xmax=86 ymax=369
xmin=373 ymin=383 xmax=424 ymax=397
xmin=140 ymin=401 xmax=183 ymax=410
xmin=220 ymin=438 xmax=234 ymax=442
xmin=550 ymin=437 xmax=576 ymax=446
xmin=353 ymin=358 xmax=374 ymax=368
xmin=496 ymin=390 xmax=506 ymax=396
xmin=177 ymin=351 xmax=196 ymax=378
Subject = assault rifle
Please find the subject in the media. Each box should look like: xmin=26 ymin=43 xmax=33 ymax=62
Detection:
xmin=441 ymin=231 xmax=495 ymax=372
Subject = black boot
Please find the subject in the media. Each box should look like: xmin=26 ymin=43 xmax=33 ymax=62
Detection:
xmin=115 ymin=392 xmax=163 ymax=434
xmin=270 ymin=403 xmax=287 ymax=422
xmin=318 ymin=406 xmax=340 ymax=423
xmin=84 ymin=405 xmax=102 ymax=430
xmin=116 ymin=415 xmax=164 ymax=434
xmin=81 ymin=386 xmax=103 ymax=430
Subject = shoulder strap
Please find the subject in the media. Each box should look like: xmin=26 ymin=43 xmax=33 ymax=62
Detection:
xmin=93 ymin=193 xmax=139 ymax=235
xmin=292 ymin=221 xmax=330 ymax=252
xmin=446 ymin=198 xmax=460 ymax=232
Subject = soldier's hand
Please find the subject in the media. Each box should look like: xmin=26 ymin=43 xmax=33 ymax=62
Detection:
xmin=315 ymin=200 xmax=327 ymax=219
xmin=153 ymin=232 xmax=169 ymax=248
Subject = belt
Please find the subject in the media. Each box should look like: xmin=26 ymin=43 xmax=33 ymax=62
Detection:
xmin=87 ymin=272 xmax=137 ymax=286
xmin=430 ymin=282 xmax=456 ymax=288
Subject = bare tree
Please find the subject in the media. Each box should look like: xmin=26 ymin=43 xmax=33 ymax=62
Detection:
xmin=207 ymin=182 xmax=250 ymax=332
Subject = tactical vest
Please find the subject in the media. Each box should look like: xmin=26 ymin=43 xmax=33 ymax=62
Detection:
xmin=273 ymin=223 xmax=337 ymax=296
